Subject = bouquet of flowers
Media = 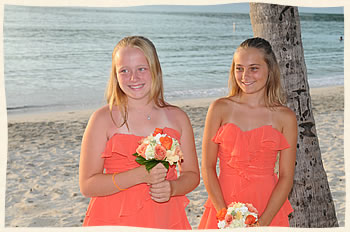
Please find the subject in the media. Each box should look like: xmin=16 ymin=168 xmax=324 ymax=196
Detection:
xmin=133 ymin=128 xmax=183 ymax=171
xmin=216 ymin=202 xmax=259 ymax=229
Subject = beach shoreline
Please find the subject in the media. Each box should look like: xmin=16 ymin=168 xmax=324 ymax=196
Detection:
xmin=6 ymin=85 xmax=343 ymax=122
xmin=5 ymin=85 xmax=345 ymax=228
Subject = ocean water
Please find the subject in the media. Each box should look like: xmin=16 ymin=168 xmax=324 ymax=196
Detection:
xmin=3 ymin=5 xmax=344 ymax=114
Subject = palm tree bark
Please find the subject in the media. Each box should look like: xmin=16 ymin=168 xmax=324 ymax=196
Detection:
xmin=249 ymin=3 xmax=339 ymax=227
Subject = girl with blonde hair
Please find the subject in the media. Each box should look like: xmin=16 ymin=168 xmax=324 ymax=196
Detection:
xmin=79 ymin=36 xmax=199 ymax=229
xmin=199 ymin=37 xmax=297 ymax=228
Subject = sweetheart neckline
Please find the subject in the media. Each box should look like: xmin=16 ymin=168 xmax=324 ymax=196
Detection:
xmin=107 ymin=127 xmax=181 ymax=141
xmin=221 ymin=122 xmax=283 ymax=135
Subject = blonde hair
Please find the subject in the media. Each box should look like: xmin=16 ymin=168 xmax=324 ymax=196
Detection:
xmin=228 ymin=37 xmax=286 ymax=107
xmin=106 ymin=36 xmax=169 ymax=128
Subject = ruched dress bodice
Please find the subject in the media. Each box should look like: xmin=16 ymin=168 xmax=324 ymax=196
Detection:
xmin=199 ymin=123 xmax=293 ymax=229
xmin=83 ymin=127 xmax=191 ymax=229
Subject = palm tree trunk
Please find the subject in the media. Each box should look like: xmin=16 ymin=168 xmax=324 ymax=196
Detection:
xmin=249 ymin=3 xmax=339 ymax=227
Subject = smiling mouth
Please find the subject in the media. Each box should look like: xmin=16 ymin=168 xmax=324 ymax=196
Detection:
xmin=241 ymin=81 xmax=254 ymax=86
xmin=129 ymin=84 xmax=145 ymax=89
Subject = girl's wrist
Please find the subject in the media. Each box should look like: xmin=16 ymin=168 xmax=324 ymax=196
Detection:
xmin=256 ymin=216 xmax=270 ymax=226
xmin=136 ymin=165 xmax=149 ymax=184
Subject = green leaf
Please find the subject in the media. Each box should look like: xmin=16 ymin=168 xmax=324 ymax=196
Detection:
xmin=145 ymin=160 xmax=161 ymax=171
xmin=161 ymin=161 xmax=169 ymax=170
xmin=135 ymin=156 xmax=147 ymax=165
xmin=134 ymin=154 xmax=173 ymax=172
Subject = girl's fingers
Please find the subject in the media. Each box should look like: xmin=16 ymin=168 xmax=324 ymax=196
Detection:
xmin=149 ymin=181 xmax=171 ymax=202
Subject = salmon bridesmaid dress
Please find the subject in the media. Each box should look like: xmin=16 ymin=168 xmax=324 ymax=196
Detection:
xmin=199 ymin=123 xmax=294 ymax=229
xmin=83 ymin=127 xmax=191 ymax=229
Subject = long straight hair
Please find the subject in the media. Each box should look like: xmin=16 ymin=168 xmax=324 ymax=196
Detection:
xmin=228 ymin=37 xmax=286 ymax=107
xmin=105 ymin=36 xmax=169 ymax=128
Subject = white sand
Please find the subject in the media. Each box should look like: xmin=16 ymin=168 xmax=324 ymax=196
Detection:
xmin=5 ymin=85 xmax=344 ymax=228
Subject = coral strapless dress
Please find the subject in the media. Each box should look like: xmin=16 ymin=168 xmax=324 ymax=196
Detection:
xmin=83 ymin=127 xmax=191 ymax=229
xmin=198 ymin=123 xmax=293 ymax=229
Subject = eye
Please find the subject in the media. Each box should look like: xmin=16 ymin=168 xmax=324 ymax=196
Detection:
xmin=119 ymin=69 xmax=129 ymax=74
xmin=138 ymin=67 xmax=147 ymax=72
xmin=250 ymin=66 xmax=259 ymax=71
xmin=235 ymin=67 xmax=243 ymax=72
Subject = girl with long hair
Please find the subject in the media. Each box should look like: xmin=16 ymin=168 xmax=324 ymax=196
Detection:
xmin=199 ymin=37 xmax=297 ymax=228
xmin=79 ymin=36 xmax=199 ymax=229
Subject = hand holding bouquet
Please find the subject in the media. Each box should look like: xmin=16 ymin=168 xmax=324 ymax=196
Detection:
xmin=133 ymin=128 xmax=184 ymax=171
xmin=216 ymin=202 xmax=259 ymax=229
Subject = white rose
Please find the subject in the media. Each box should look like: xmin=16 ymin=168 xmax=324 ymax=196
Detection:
xmin=145 ymin=144 xmax=155 ymax=160
xmin=239 ymin=206 xmax=248 ymax=214
xmin=217 ymin=220 xmax=226 ymax=229
xmin=229 ymin=219 xmax=244 ymax=228
xmin=227 ymin=207 xmax=234 ymax=214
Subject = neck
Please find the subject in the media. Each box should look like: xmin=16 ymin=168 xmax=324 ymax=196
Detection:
xmin=238 ymin=92 xmax=266 ymax=107
xmin=127 ymin=98 xmax=156 ymax=110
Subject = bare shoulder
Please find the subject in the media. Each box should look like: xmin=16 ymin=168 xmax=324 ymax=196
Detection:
xmin=164 ymin=105 xmax=190 ymax=124
xmin=90 ymin=105 xmax=111 ymax=122
xmin=275 ymin=105 xmax=296 ymax=120
xmin=209 ymin=97 xmax=233 ymax=112
xmin=87 ymin=105 xmax=118 ymax=131
xmin=273 ymin=105 xmax=297 ymax=131
xmin=162 ymin=105 xmax=192 ymax=138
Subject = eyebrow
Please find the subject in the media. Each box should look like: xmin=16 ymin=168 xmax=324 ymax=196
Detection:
xmin=235 ymin=64 xmax=261 ymax=66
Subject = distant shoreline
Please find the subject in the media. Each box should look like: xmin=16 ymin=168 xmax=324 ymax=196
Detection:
xmin=7 ymin=85 xmax=344 ymax=122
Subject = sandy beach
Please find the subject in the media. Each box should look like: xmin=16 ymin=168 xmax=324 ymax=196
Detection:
xmin=5 ymin=85 xmax=344 ymax=228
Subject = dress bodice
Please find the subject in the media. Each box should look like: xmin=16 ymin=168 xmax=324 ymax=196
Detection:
xmin=83 ymin=127 xmax=191 ymax=229
xmin=213 ymin=123 xmax=290 ymax=177
xmin=101 ymin=127 xmax=181 ymax=179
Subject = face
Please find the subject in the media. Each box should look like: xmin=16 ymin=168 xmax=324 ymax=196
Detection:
xmin=233 ymin=47 xmax=269 ymax=95
xmin=115 ymin=46 xmax=152 ymax=101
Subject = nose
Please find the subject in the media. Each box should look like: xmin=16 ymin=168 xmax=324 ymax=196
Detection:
xmin=130 ymin=70 xmax=139 ymax=81
xmin=241 ymin=70 xmax=249 ymax=81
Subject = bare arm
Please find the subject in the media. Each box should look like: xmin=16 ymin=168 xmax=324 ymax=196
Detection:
xmin=201 ymin=100 xmax=227 ymax=211
xmin=150 ymin=109 xmax=200 ymax=202
xmin=258 ymin=108 xmax=297 ymax=226
xmin=79 ymin=108 xmax=167 ymax=198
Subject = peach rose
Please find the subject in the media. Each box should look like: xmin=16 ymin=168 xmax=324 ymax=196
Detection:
xmin=160 ymin=136 xmax=173 ymax=150
xmin=136 ymin=143 xmax=148 ymax=158
xmin=155 ymin=144 xmax=167 ymax=160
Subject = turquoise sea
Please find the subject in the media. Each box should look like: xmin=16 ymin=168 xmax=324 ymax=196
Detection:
xmin=3 ymin=5 xmax=344 ymax=114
